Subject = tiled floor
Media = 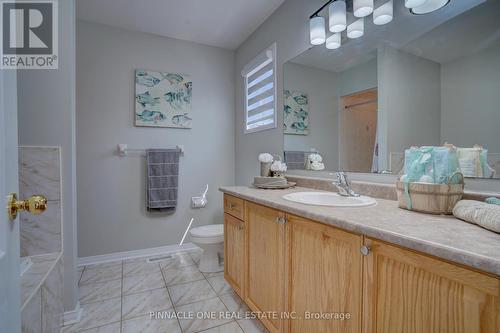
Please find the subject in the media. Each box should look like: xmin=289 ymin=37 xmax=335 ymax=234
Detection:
xmin=63 ymin=250 xmax=269 ymax=333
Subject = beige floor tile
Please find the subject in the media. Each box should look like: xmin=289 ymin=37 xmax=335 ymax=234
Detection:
xmin=84 ymin=261 xmax=122 ymax=271
xmin=123 ymin=259 xmax=161 ymax=277
xmin=122 ymin=287 xmax=173 ymax=320
xmin=199 ymin=321 xmax=244 ymax=333
xmin=79 ymin=264 xmax=122 ymax=285
xmin=159 ymin=253 xmax=195 ymax=270
xmin=168 ymin=280 xmax=217 ymax=307
xmin=176 ymin=297 xmax=232 ymax=333
xmin=79 ymin=279 xmax=122 ymax=304
xmin=220 ymin=292 xmax=250 ymax=319
xmin=202 ymin=270 xmax=224 ymax=279
xmin=62 ymin=298 xmax=121 ymax=333
xmin=122 ymin=313 xmax=181 ymax=333
xmin=237 ymin=319 xmax=269 ymax=333
xmin=78 ymin=322 xmax=121 ymax=333
xmin=162 ymin=264 xmax=205 ymax=286
xmin=207 ymin=275 xmax=233 ymax=296
xmin=122 ymin=271 xmax=165 ymax=295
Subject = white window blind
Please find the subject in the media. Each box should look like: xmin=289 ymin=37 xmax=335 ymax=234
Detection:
xmin=242 ymin=43 xmax=277 ymax=133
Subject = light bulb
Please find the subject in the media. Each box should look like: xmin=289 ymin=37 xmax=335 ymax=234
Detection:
xmin=326 ymin=33 xmax=341 ymax=49
xmin=373 ymin=0 xmax=393 ymax=25
xmin=310 ymin=16 xmax=326 ymax=45
xmin=329 ymin=0 xmax=347 ymax=33
xmin=347 ymin=18 xmax=364 ymax=39
xmin=353 ymin=0 xmax=374 ymax=17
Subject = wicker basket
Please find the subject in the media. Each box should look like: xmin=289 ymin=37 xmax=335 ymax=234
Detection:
xmin=396 ymin=173 xmax=464 ymax=215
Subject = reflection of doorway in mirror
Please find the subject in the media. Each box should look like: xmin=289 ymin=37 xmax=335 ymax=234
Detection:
xmin=340 ymin=88 xmax=378 ymax=173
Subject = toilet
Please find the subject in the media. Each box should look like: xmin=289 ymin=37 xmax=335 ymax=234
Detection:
xmin=189 ymin=224 xmax=224 ymax=273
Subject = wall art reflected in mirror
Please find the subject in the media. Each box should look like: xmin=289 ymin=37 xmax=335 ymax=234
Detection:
xmin=283 ymin=0 xmax=500 ymax=179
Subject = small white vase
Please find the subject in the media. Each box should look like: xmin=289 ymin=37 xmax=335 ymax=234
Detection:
xmin=260 ymin=162 xmax=272 ymax=177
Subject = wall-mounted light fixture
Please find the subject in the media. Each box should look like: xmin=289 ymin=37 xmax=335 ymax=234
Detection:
xmin=309 ymin=0 xmax=452 ymax=50
xmin=410 ymin=0 xmax=451 ymax=15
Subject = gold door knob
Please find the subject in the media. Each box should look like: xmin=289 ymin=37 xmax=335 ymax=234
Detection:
xmin=7 ymin=193 xmax=47 ymax=220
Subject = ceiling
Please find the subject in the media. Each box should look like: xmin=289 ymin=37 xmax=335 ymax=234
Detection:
xmin=290 ymin=0 xmax=487 ymax=73
xmin=76 ymin=0 xmax=285 ymax=50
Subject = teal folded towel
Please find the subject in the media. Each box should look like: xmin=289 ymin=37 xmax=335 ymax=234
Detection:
xmin=485 ymin=197 xmax=500 ymax=205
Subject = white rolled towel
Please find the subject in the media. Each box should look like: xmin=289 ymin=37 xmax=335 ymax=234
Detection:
xmin=453 ymin=200 xmax=500 ymax=233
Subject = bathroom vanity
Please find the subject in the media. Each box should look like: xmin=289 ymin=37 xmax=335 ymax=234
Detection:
xmin=221 ymin=187 xmax=500 ymax=333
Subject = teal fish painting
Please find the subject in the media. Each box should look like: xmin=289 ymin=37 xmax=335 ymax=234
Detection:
xmin=135 ymin=70 xmax=192 ymax=128
xmin=162 ymin=73 xmax=184 ymax=84
xmin=293 ymin=94 xmax=308 ymax=105
xmin=291 ymin=122 xmax=307 ymax=131
xmin=294 ymin=108 xmax=308 ymax=121
xmin=172 ymin=113 xmax=192 ymax=126
xmin=283 ymin=89 xmax=309 ymax=135
xmin=136 ymin=110 xmax=166 ymax=123
xmin=284 ymin=105 xmax=292 ymax=115
xmin=136 ymin=91 xmax=160 ymax=107
xmin=136 ymin=71 xmax=161 ymax=87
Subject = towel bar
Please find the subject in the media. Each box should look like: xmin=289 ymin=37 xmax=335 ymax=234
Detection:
xmin=117 ymin=144 xmax=184 ymax=157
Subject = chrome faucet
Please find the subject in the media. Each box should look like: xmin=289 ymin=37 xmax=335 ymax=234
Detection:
xmin=333 ymin=172 xmax=360 ymax=197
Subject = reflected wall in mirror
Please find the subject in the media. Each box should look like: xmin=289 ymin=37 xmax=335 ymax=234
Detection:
xmin=283 ymin=0 xmax=500 ymax=179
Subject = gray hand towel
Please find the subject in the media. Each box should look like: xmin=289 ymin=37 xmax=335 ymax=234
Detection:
xmin=146 ymin=149 xmax=180 ymax=213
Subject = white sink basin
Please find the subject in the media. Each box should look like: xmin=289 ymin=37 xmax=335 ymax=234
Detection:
xmin=283 ymin=192 xmax=376 ymax=207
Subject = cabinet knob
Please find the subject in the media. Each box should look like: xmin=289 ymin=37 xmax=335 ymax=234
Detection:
xmin=276 ymin=217 xmax=287 ymax=224
xmin=360 ymin=246 xmax=371 ymax=256
xmin=229 ymin=203 xmax=236 ymax=209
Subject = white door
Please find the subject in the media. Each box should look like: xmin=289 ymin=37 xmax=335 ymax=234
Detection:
xmin=0 ymin=69 xmax=21 ymax=331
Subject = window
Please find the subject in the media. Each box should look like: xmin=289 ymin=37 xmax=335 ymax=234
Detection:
xmin=242 ymin=43 xmax=277 ymax=133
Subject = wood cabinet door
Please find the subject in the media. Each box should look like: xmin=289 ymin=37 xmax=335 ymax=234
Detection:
xmin=285 ymin=214 xmax=363 ymax=333
xmin=245 ymin=202 xmax=285 ymax=333
xmin=224 ymin=213 xmax=245 ymax=298
xmin=363 ymin=238 xmax=500 ymax=333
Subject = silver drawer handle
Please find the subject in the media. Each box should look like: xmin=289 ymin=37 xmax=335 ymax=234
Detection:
xmin=360 ymin=246 xmax=371 ymax=256
xmin=276 ymin=217 xmax=287 ymax=224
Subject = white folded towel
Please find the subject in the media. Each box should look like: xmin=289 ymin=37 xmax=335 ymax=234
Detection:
xmin=453 ymin=200 xmax=500 ymax=233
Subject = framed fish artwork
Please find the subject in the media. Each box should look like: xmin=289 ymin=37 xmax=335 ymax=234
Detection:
xmin=135 ymin=69 xmax=192 ymax=128
xmin=284 ymin=89 xmax=309 ymax=135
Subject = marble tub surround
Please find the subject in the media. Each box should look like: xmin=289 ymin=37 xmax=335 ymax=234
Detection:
xmin=19 ymin=146 xmax=62 ymax=256
xmin=21 ymin=252 xmax=62 ymax=308
xmin=21 ymin=255 xmax=63 ymax=333
xmin=220 ymin=186 xmax=500 ymax=276
xmin=64 ymin=250 xmax=267 ymax=333
xmin=286 ymin=174 xmax=499 ymax=202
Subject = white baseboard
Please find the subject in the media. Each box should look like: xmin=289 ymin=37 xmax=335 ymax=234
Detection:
xmin=77 ymin=242 xmax=198 ymax=267
xmin=63 ymin=301 xmax=83 ymax=326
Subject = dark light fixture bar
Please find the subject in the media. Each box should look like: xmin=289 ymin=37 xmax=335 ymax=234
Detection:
xmin=309 ymin=0 xmax=336 ymax=19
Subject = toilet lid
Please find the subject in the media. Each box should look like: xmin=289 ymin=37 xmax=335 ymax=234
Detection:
xmin=190 ymin=224 xmax=223 ymax=238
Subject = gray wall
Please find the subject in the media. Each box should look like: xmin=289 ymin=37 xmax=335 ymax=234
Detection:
xmin=338 ymin=57 xmax=378 ymax=97
xmin=76 ymin=21 xmax=235 ymax=257
xmin=235 ymin=0 xmax=326 ymax=185
xmin=17 ymin=0 xmax=78 ymax=312
xmin=283 ymin=62 xmax=339 ymax=170
xmin=378 ymin=46 xmax=441 ymax=170
xmin=441 ymin=44 xmax=500 ymax=153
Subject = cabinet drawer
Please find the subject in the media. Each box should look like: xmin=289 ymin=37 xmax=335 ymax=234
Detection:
xmin=224 ymin=194 xmax=244 ymax=219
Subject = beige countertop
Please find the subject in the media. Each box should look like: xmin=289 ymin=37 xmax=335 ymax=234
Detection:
xmin=220 ymin=186 xmax=500 ymax=277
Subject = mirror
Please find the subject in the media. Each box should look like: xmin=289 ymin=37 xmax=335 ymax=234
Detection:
xmin=283 ymin=0 xmax=500 ymax=179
